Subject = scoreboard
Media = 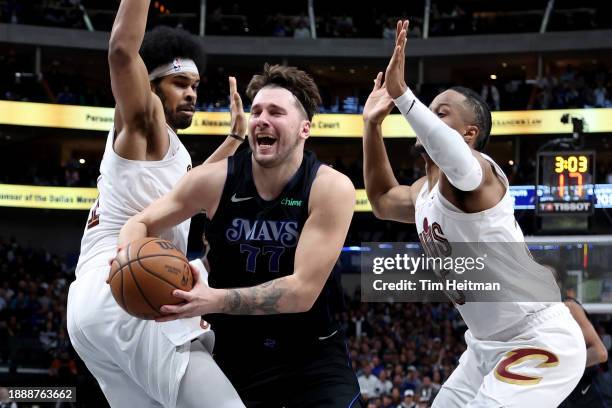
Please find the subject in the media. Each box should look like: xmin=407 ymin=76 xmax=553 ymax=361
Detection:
xmin=536 ymin=151 xmax=595 ymax=215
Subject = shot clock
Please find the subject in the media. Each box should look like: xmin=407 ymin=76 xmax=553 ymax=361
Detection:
xmin=536 ymin=151 xmax=595 ymax=215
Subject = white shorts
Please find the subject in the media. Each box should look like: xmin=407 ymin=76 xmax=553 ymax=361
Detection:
xmin=433 ymin=303 xmax=586 ymax=408
xmin=67 ymin=260 xmax=219 ymax=408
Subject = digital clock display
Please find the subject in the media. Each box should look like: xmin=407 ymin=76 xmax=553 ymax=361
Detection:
xmin=536 ymin=151 xmax=595 ymax=215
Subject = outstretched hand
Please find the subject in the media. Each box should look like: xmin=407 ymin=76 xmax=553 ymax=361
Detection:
xmin=228 ymin=76 xmax=247 ymax=137
xmin=156 ymin=262 xmax=219 ymax=322
xmin=385 ymin=20 xmax=409 ymax=99
xmin=363 ymin=72 xmax=395 ymax=125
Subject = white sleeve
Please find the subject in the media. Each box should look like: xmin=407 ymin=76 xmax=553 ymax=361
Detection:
xmin=393 ymin=88 xmax=483 ymax=191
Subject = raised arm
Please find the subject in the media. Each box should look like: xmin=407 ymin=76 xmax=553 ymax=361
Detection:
xmin=109 ymin=0 xmax=165 ymax=159
xmin=363 ymin=71 xmax=419 ymax=223
xmin=157 ymin=168 xmax=356 ymax=319
xmin=118 ymin=160 xmax=228 ymax=248
xmin=204 ymin=76 xmax=247 ymax=164
xmin=385 ymin=20 xmax=485 ymax=193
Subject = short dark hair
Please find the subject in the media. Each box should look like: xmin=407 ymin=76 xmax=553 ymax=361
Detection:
xmin=139 ymin=26 xmax=206 ymax=79
xmin=246 ymin=64 xmax=322 ymax=121
xmin=449 ymin=86 xmax=492 ymax=152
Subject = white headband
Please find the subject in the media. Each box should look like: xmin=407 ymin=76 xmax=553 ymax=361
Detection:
xmin=148 ymin=58 xmax=199 ymax=81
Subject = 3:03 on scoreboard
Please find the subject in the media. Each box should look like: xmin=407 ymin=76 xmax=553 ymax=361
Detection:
xmin=536 ymin=151 xmax=596 ymax=215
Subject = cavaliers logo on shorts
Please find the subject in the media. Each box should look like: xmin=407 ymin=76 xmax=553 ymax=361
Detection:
xmin=494 ymin=348 xmax=559 ymax=385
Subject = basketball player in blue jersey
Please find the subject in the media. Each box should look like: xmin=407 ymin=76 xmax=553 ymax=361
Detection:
xmin=362 ymin=20 xmax=585 ymax=407
xmin=66 ymin=0 xmax=246 ymax=407
xmin=119 ymin=64 xmax=363 ymax=407
xmin=545 ymin=263 xmax=610 ymax=408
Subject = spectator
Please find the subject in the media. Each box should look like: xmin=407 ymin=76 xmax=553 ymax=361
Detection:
xmin=359 ymin=362 xmax=383 ymax=400
xmin=0 ymin=387 xmax=17 ymax=408
xmin=379 ymin=369 xmax=394 ymax=396
xmin=271 ymin=14 xmax=288 ymax=37
xmin=39 ymin=320 xmax=58 ymax=351
xmin=293 ymin=20 xmax=310 ymax=39
xmin=382 ymin=394 xmax=395 ymax=408
xmin=398 ymin=389 xmax=416 ymax=408
xmin=594 ymin=79 xmax=608 ymax=107
xmin=382 ymin=19 xmax=395 ymax=39
xmin=49 ymin=350 xmax=78 ymax=383
xmin=416 ymin=376 xmax=439 ymax=407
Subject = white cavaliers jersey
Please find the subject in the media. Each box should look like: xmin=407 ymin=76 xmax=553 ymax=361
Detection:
xmin=415 ymin=154 xmax=558 ymax=340
xmin=75 ymin=125 xmax=192 ymax=277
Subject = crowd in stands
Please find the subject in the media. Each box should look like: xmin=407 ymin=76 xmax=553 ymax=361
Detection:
xmin=5 ymin=143 xmax=612 ymax=192
xmin=0 ymin=156 xmax=100 ymax=188
xmin=2 ymin=10 xmax=612 ymax=114
xmin=2 ymin=1 xmax=608 ymax=37
xmin=343 ymin=300 xmax=467 ymax=407
xmin=0 ymin=237 xmax=77 ymax=380
xmin=0 ymin=0 xmax=86 ymax=29
xmin=2 ymin=238 xmax=611 ymax=407
xmin=0 ymin=237 xmax=469 ymax=407
xmin=2 ymin=58 xmax=611 ymax=115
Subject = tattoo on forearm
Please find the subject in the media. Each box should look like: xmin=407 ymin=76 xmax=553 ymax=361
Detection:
xmin=223 ymin=279 xmax=286 ymax=314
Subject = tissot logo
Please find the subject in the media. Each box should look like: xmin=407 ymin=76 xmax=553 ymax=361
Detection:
xmin=281 ymin=197 xmax=302 ymax=207
xmin=539 ymin=201 xmax=591 ymax=213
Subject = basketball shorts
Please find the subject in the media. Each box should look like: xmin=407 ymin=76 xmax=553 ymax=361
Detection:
xmin=213 ymin=330 xmax=364 ymax=408
xmin=67 ymin=260 xmax=222 ymax=408
xmin=432 ymin=303 xmax=586 ymax=408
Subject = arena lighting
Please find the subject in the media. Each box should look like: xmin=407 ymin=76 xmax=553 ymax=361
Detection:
xmin=79 ymin=159 xmax=86 ymax=164
xmin=490 ymin=74 xmax=497 ymax=80
xmin=509 ymin=160 xmax=514 ymax=165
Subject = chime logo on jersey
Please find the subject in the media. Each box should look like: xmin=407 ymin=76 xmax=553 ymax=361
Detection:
xmin=225 ymin=218 xmax=299 ymax=247
xmin=281 ymin=197 xmax=302 ymax=207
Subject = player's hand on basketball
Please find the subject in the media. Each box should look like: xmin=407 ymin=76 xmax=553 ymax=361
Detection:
xmin=363 ymin=72 xmax=395 ymax=125
xmin=156 ymin=263 xmax=217 ymax=321
xmin=385 ymin=19 xmax=409 ymax=99
xmin=229 ymin=76 xmax=247 ymax=138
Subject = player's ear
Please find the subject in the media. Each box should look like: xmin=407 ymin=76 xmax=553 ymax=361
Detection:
xmin=463 ymin=125 xmax=479 ymax=148
xmin=300 ymin=120 xmax=311 ymax=140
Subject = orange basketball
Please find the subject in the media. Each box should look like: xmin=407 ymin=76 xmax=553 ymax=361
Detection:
xmin=108 ymin=237 xmax=193 ymax=320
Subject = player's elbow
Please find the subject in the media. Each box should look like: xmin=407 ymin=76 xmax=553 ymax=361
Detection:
xmin=596 ymin=345 xmax=608 ymax=364
xmin=293 ymin=292 xmax=316 ymax=313
xmin=293 ymin=286 xmax=319 ymax=313
xmin=369 ymin=197 xmax=394 ymax=221
xmin=364 ymin=189 xmax=384 ymax=219
xmin=370 ymin=201 xmax=387 ymax=220
xmin=108 ymin=38 xmax=135 ymax=68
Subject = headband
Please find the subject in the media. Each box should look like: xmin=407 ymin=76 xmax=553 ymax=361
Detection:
xmin=148 ymin=58 xmax=199 ymax=81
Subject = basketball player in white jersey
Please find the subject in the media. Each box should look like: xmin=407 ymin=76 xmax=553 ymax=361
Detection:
xmin=66 ymin=1 xmax=245 ymax=407
xmin=362 ymin=20 xmax=586 ymax=407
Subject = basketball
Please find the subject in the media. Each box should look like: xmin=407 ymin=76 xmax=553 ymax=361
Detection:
xmin=108 ymin=237 xmax=193 ymax=320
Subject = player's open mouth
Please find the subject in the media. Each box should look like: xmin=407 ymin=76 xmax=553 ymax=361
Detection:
xmin=256 ymin=134 xmax=277 ymax=150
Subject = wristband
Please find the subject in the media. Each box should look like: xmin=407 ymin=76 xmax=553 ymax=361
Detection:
xmin=229 ymin=133 xmax=245 ymax=142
